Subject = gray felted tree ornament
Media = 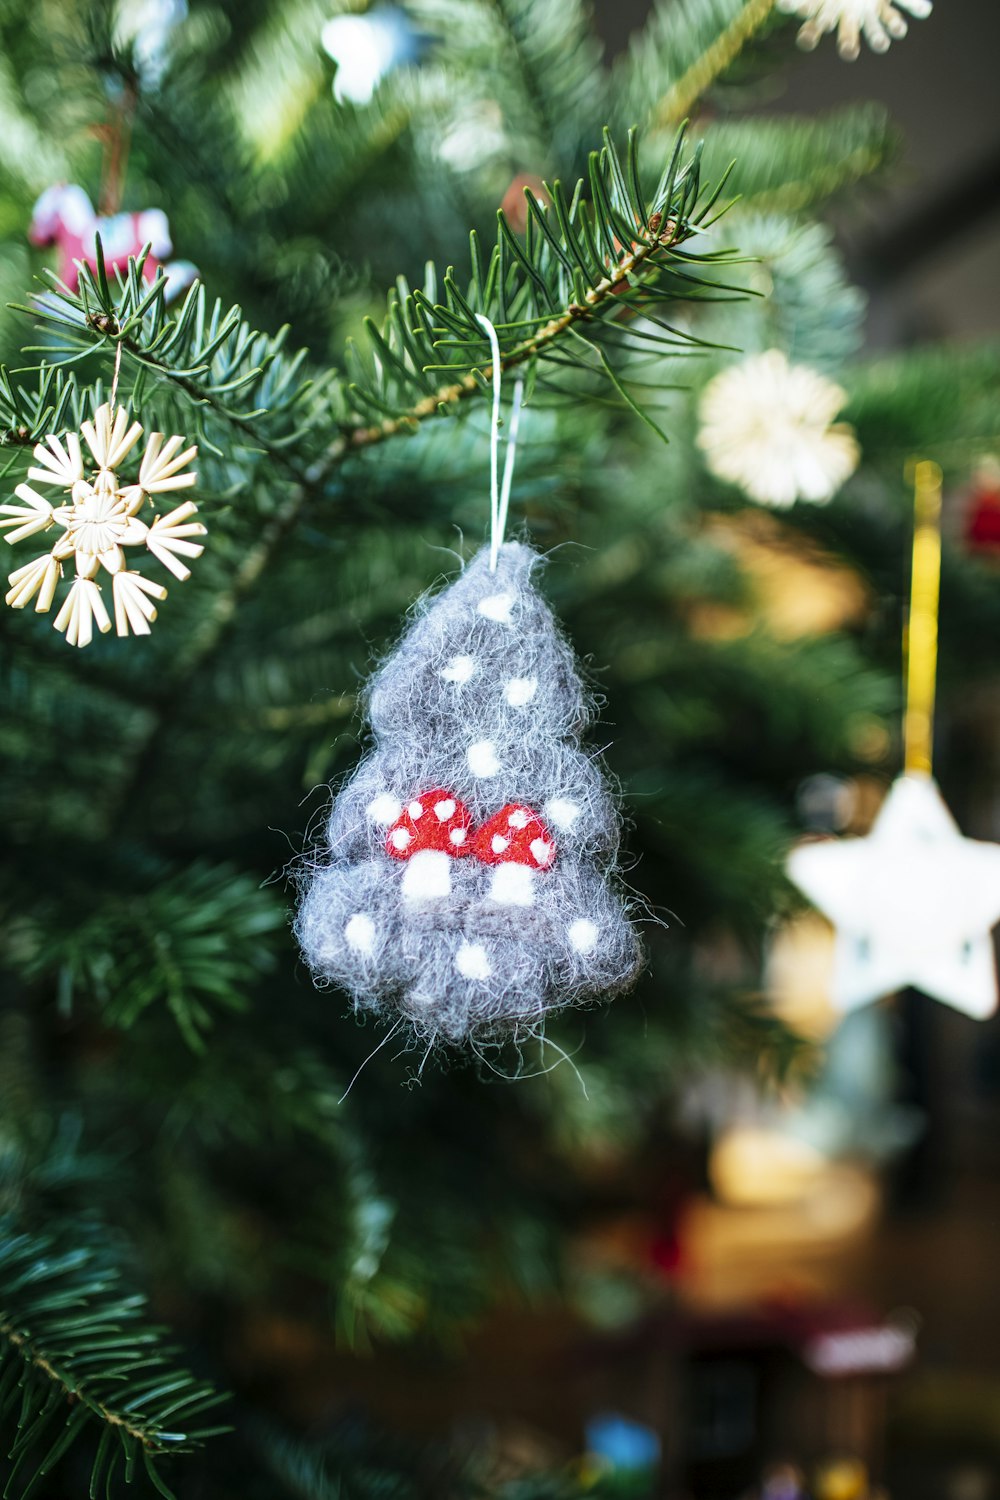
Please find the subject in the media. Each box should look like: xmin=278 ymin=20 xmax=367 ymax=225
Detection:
xmin=296 ymin=538 xmax=642 ymax=1047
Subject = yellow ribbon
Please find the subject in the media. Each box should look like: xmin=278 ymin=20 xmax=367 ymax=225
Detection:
xmin=903 ymin=459 xmax=943 ymax=777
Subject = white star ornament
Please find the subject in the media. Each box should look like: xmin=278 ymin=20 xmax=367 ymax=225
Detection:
xmin=788 ymin=775 xmax=1000 ymax=1019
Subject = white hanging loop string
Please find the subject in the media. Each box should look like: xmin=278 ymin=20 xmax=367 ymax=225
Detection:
xmin=475 ymin=314 xmax=525 ymax=571
xmin=109 ymin=337 xmax=123 ymax=411
xmin=498 ymin=374 xmax=525 ymax=558
xmin=475 ymin=314 xmax=503 ymax=568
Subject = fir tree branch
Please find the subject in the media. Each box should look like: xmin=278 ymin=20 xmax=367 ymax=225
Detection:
xmin=410 ymin=0 xmax=605 ymax=170
xmin=847 ymin=341 xmax=1000 ymax=462
xmin=614 ymin=0 xmax=790 ymax=141
xmin=697 ymin=106 xmax=897 ymax=211
xmin=747 ymin=145 xmax=893 ymax=213
xmin=4 ymin=127 xmax=729 ymax=477
xmin=490 ymin=0 xmax=576 ymax=147
xmin=0 ymin=365 xmax=82 ymax=455
xmin=1 ymin=1320 xmax=155 ymax=1453
xmin=323 ymin=224 xmax=691 ymax=455
xmin=656 ymin=0 xmax=780 ymax=127
xmin=74 ymin=208 xmax=694 ymax=483
xmin=97 ymin=484 xmax=313 ymax=833
xmin=752 ymin=147 xmax=885 ymax=212
xmin=3 ymin=127 xmax=739 ymax=834
xmin=0 ymin=1225 xmax=225 ymax=1498
xmin=20 ymin=863 xmax=284 ymax=1050
xmin=4 ymin=127 xmax=735 ymax=701
xmin=169 ymin=483 xmax=314 ymax=674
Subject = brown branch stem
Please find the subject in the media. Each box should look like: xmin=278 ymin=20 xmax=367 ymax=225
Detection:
xmin=0 ymin=1319 xmax=166 ymax=1453
xmin=655 ymin=0 xmax=780 ymax=129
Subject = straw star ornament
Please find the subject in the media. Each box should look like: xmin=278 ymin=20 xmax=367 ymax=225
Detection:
xmin=787 ymin=462 xmax=1000 ymax=1021
xmin=1 ymin=402 xmax=204 ymax=646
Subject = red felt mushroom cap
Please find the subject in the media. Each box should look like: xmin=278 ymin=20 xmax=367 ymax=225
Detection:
xmin=385 ymin=789 xmax=474 ymax=860
xmin=470 ymin=804 xmax=556 ymax=869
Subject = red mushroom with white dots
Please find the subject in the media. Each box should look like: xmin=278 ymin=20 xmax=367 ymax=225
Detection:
xmin=471 ymin=803 xmax=556 ymax=906
xmin=386 ymin=789 xmax=473 ymax=901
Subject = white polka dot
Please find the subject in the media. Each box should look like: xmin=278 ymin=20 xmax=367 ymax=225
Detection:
xmin=449 ymin=826 xmax=468 ymax=846
xmin=491 ymin=834 xmax=509 ymax=855
xmin=345 ymin=914 xmax=376 ymax=955
xmin=529 ymin=837 xmax=553 ymax=867
xmin=456 ymin=941 xmax=492 ymax=981
xmin=390 ymin=827 xmax=412 ymax=851
xmin=508 ymin=809 xmax=530 ymax=830
xmin=568 ymin=918 xmax=598 ymax=954
xmin=434 ymin=798 xmax=456 ymax=821
xmin=467 ymin=739 xmax=500 ymax=777
xmin=478 ymin=593 xmax=514 ymax=623
xmin=366 ymin=793 xmax=402 ymax=826
xmin=401 ymin=848 xmax=451 ymax=902
xmin=407 ymin=800 xmax=424 ymax=820
xmin=489 ymin=863 xmax=535 ymax=907
xmin=545 ymin=797 xmax=580 ymax=831
xmin=441 ymin=654 xmax=476 ymax=684
xmin=504 ymin=676 xmax=537 ymax=707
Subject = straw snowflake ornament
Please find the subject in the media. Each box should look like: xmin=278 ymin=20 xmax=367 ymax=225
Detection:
xmin=697 ymin=350 xmax=859 ymax=509
xmin=777 ymin=0 xmax=931 ymax=59
xmin=1 ymin=402 xmax=203 ymax=646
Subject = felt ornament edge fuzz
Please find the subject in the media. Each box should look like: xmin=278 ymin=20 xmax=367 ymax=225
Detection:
xmin=295 ymin=539 xmax=643 ymax=1049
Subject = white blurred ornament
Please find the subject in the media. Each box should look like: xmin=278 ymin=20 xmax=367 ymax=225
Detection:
xmin=116 ymin=0 xmax=188 ymax=86
xmin=777 ymin=0 xmax=931 ymax=59
xmin=697 ymin=350 xmax=859 ymax=508
xmin=436 ymin=102 xmax=508 ymax=172
xmin=789 ymin=774 xmax=1000 ymax=1019
xmin=321 ymin=7 xmax=417 ymax=104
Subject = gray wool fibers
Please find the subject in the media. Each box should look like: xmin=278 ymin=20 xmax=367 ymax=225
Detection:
xmin=295 ymin=541 xmax=642 ymax=1047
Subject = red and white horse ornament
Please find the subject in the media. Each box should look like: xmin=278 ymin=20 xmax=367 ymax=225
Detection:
xmin=29 ymin=184 xmax=197 ymax=300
